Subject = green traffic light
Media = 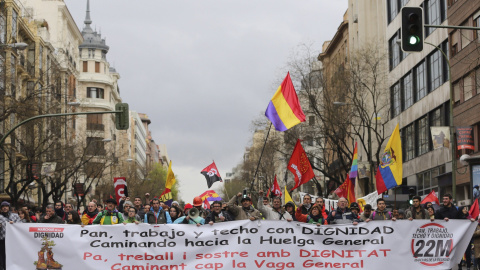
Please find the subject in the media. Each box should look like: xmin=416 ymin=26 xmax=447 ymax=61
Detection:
xmin=409 ymin=36 xmax=420 ymax=45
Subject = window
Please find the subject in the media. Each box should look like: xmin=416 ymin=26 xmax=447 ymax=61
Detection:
xmin=389 ymin=33 xmax=401 ymax=70
xmin=476 ymin=68 xmax=480 ymax=95
xmin=87 ymin=87 xmax=104 ymax=99
xmin=415 ymin=61 xmax=427 ymax=101
xmin=425 ymin=0 xmax=445 ymax=36
xmin=87 ymin=114 xmax=104 ymax=131
xmin=11 ymin=9 xmax=17 ymax=40
xmin=10 ymin=55 xmax=16 ymax=97
xmin=429 ymin=107 xmax=443 ymax=127
xmin=39 ymin=46 xmax=43 ymax=76
xmin=391 ymin=83 xmax=401 ymax=117
xmin=453 ymin=81 xmax=461 ymax=103
xmin=83 ymin=61 xmax=88 ymax=72
xmin=417 ymin=116 xmax=429 ymax=155
xmin=461 ymin=20 xmax=473 ymax=50
xmin=0 ymin=13 xmax=5 ymax=44
xmin=0 ymin=54 xmax=4 ymax=94
xmin=403 ymin=72 xmax=413 ymax=109
xmin=404 ymin=124 xmax=415 ymax=161
xmin=388 ymin=0 xmax=399 ymax=23
xmin=428 ymin=50 xmax=443 ymax=91
xmin=95 ymin=62 xmax=100 ymax=73
xmin=475 ymin=15 xmax=480 ymax=41
xmin=86 ymin=138 xmax=106 ymax=156
xmin=463 ymin=73 xmax=474 ymax=101
xmin=450 ymin=30 xmax=459 ymax=57
xmin=417 ymin=166 xmax=443 ymax=196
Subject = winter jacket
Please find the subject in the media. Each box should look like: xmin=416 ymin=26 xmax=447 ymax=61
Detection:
xmin=434 ymin=204 xmax=460 ymax=220
xmin=295 ymin=207 xmax=326 ymax=225
xmin=81 ymin=210 xmax=98 ymax=225
xmin=92 ymin=210 xmax=124 ymax=225
xmin=257 ymin=198 xmax=292 ymax=221
xmin=405 ymin=206 xmax=429 ymax=219
xmin=0 ymin=212 xmax=22 ymax=240
xmin=144 ymin=210 xmax=172 ymax=224
xmin=327 ymin=207 xmax=359 ymax=224
xmin=300 ymin=203 xmax=314 ymax=215
xmin=39 ymin=214 xmax=64 ymax=224
xmin=227 ymin=195 xmax=261 ymax=221
xmin=473 ymin=224 xmax=480 ymax=259
xmin=174 ymin=216 xmax=205 ymax=225
xmin=370 ymin=209 xmax=392 ymax=220
xmin=205 ymin=211 xmax=233 ymax=224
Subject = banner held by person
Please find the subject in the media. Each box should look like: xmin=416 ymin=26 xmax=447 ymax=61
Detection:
xmin=200 ymin=161 xmax=223 ymax=188
xmin=6 ymin=220 xmax=476 ymax=270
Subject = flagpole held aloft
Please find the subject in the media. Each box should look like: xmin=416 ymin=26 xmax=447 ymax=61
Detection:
xmin=248 ymin=123 xmax=272 ymax=196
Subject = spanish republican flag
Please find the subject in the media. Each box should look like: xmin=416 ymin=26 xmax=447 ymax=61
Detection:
xmin=375 ymin=124 xmax=402 ymax=194
xmin=265 ymin=72 xmax=306 ymax=131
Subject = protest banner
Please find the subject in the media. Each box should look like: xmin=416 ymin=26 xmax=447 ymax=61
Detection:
xmin=6 ymin=220 xmax=476 ymax=270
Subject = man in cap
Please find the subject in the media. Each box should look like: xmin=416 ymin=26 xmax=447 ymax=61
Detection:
xmin=92 ymin=198 xmax=124 ymax=225
xmin=0 ymin=201 xmax=21 ymax=270
xmin=227 ymin=192 xmax=261 ymax=221
xmin=350 ymin=202 xmax=361 ymax=220
xmin=257 ymin=191 xmax=292 ymax=221
xmin=192 ymin=197 xmax=208 ymax=219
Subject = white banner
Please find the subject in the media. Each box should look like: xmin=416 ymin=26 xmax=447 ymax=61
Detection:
xmin=6 ymin=220 xmax=476 ymax=270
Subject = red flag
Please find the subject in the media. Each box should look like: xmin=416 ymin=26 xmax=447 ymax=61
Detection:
xmin=203 ymin=198 xmax=211 ymax=210
xmin=421 ymin=190 xmax=440 ymax=205
xmin=109 ymin=194 xmax=113 ymax=199
xmin=268 ymin=175 xmax=282 ymax=198
xmin=201 ymin=161 xmax=223 ymax=188
xmin=114 ymin=177 xmax=128 ymax=205
xmin=334 ymin=176 xmax=356 ymax=205
xmin=288 ymin=139 xmax=315 ymax=191
xmin=469 ymin=199 xmax=479 ymax=220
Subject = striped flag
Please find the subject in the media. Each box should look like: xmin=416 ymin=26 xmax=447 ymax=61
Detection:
xmin=349 ymin=142 xmax=358 ymax=184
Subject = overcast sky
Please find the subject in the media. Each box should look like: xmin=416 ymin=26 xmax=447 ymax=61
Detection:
xmin=64 ymin=0 xmax=348 ymax=203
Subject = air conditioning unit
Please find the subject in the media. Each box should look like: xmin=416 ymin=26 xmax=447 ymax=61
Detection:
xmin=458 ymin=199 xmax=471 ymax=206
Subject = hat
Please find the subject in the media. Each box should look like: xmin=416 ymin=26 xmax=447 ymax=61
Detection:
xmin=284 ymin=201 xmax=295 ymax=208
xmin=106 ymin=198 xmax=117 ymax=205
xmin=193 ymin=197 xmax=203 ymax=207
xmin=184 ymin=203 xmax=193 ymax=211
xmin=475 ymin=185 xmax=479 ymax=189
xmin=1 ymin=201 xmax=10 ymax=207
xmin=172 ymin=201 xmax=179 ymax=205
xmin=350 ymin=202 xmax=359 ymax=210
xmin=240 ymin=196 xmax=251 ymax=202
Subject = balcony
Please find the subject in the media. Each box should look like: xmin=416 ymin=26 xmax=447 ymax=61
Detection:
xmin=86 ymin=123 xmax=104 ymax=131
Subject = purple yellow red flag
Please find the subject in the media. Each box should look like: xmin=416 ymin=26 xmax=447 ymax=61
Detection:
xmin=199 ymin=190 xmax=222 ymax=202
xmin=265 ymin=72 xmax=306 ymax=131
xmin=349 ymin=142 xmax=358 ymax=183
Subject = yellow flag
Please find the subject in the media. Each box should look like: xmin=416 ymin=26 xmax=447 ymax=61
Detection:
xmin=165 ymin=160 xmax=176 ymax=189
xmin=376 ymin=124 xmax=403 ymax=192
xmin=284 ymin=186 xmax=296 ymax=210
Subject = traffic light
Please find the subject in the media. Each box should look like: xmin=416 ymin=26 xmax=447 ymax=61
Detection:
xmin=401 ymin=7 xmax=424 ymax=52
xmin=408 ymin=187 xmax=416 ymax=205
xmin=115 ymin=103 xmax=129 ymax=130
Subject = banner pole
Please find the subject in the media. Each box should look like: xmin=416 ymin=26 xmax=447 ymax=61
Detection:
xmin=249 ymin=123 xmax=273 ymax=196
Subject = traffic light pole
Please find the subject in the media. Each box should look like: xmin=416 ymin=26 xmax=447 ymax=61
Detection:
xmin=0 ymin=110 xmax=122 ymax=146
xmin=425 ymin=24 xmax=480 ymax=31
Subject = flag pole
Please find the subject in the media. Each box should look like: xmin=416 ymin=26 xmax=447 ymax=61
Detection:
xmin=249 ymin=123 xmax=272 ymax=195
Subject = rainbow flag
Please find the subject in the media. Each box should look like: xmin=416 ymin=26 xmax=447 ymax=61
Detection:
xmin=199 ymin=190 xmax=222 ymax=202
xmin=265 ymin=72 xmax=306 ymax=131
xmin=349 ymin=142 xmax=358 ymax=183
xmin=376 ymin=124 xmax=402 ymax=194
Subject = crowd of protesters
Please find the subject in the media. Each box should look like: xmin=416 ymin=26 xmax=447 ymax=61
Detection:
xmin=0 ymin=191 xmax=479 ymax=270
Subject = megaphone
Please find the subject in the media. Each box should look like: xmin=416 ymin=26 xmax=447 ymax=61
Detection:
xmin=188 ymin=207 xmax=199 ymax=219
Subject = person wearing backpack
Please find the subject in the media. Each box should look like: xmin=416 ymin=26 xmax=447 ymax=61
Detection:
xmin=371 ymin=198 xmax=396 ymax=221
xmin=145 ymin=198 xmax=172 ymax=224
xmin=92 ymin=199 xmax=124 ymax=225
